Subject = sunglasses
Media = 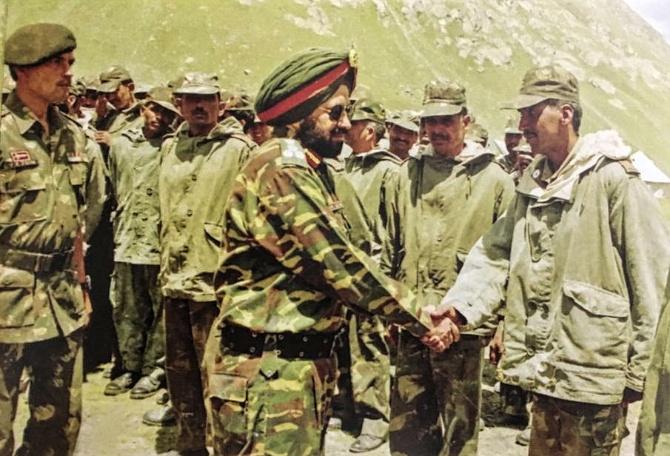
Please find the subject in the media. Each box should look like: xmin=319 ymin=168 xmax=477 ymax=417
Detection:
xmin=318 ymin=104 xmax=347 ymax=122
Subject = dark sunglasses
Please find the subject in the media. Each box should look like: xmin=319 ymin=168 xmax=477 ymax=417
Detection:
xmin=319 ymin=104 xmax=347 ymax=122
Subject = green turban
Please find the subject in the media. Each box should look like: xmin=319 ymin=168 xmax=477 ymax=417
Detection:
xmin=255 ymin=47 xmax=357 ymax=126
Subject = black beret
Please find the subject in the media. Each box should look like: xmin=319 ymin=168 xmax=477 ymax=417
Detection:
xmin=5 ymin=23 xmax=76 ymax=66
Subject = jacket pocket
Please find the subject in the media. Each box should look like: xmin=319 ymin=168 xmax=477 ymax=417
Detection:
xmin=0 ymin=168 xmax=49 ymax=224
xmin=0 ymin=265 xmax=36 ymax=328
xmin=557 ymin=280 xmax=629 ymax=368
xmin=208 ymin=373 xmax=249 ymax=439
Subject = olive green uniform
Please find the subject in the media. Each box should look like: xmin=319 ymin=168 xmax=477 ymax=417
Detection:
xmin=205 ymin=138 xmax=435 ymax=456
xmin=390 ymin=141 xmax=514 ymax=456
xmin=159 ymin=117 xmax=255 ymax=453
xmin=0 ymin=91 xmax=106 ymax=456
xmin=108 ymin=128 xmax=163 ymax=376
xmin=445 ymin=130 xmax=670 ymax=455
xmin=330 ymin=148 xmax=402 ymax=439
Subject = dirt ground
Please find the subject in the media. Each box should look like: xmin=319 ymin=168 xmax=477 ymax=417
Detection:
xmin=13 ymin=363 xmax=640 ymax=455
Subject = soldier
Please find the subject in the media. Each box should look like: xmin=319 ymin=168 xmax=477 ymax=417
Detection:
xmin=465 ymin=120 xmax=489 ymax=148
xmin=387 ymin=111 xmax=419 ymax=160
xmin=0 ymin=23 xmax=106 ymax=455
xmin=497 ymin=112 xmax=524 ymax=173
xmin=157 ymin=73 xmax=256 ymax=456
xmin=389 ymin=80 xmax=514 ymax=456
xmin=103 ymin=88 xmax=181 ymax=398
xmin=93 ymin=65 xmax=143 ymax=145
xmin=203 ymin=47 xmax=459 ymax=456
xmin=247 ymin=114 xmax=274 ymax=146
xmin=331 ymin=97 xmax=402 ymax=452
xmin=436 ymin=64 xmax=670 ymax=455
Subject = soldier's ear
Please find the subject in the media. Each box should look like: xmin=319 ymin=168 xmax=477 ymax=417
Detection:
xmin=559 ymin=104 xmax=574 ymax=128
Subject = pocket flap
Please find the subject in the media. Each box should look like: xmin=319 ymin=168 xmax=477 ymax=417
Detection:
xmin=209 ymin=373 xmax=248 ymax=403
xmin=0 ymin=265 xmax=35 ymax=288
xmin=563 ymin=280 xmax=628 ymax=318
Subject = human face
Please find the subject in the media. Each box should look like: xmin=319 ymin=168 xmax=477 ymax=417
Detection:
xmin=296 ymin=84 xmax=351 ymax=159
xmin=345 ymin=120 xmax=375 ymax=154
xmin=248 ymin=121 xmax=273 ymax=146
xmin=422 ymin=113 xmax=469 ymax=158
xmin=142 ymin=102 xmax=176 ymax=139
xmin=15 ymin=51 xmax=75 ymax=105
xmin=504 ymin=132 xmax=523 ymax=156
xmin=389 ymin=124 xmax=418 ymax=159
xmin=107 ymin=82 xmax=134 ymax=110
xmin=81 ymin=90 xmax=98 ymax=109
xmin=518 ymin=101 xmax=570 ymax=168
xmin=181 ymin=93 xmax=220 ymax=136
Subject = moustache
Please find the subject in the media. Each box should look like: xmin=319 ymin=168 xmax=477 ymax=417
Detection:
xmin=429 ymin=133 xmax=450 ymax=141
xmin=191 ymin=108 xmax=208 ymax=116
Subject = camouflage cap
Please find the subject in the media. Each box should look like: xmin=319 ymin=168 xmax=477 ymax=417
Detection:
xmin=505 ymin=64 xmax=579 ymax=109
xmin=98 ymin=65 xmax=133 ymax=93
xmin=386 ymin=110 xmax=420 ymax=133
xmin=513 ymin=136 xmax=532 ymax=155
xmin=349 ymin=98 xmax=386 ymax=124
xmin=465 ymin=122 xmax=489 ymax=144
xmin=134 ymin=83 xmax=151 ymax=96
xmin=255 ymin=47 xmax=358 ymax=126
xmin=5 ymin=23 xmax=76 ymax=66
xmin=144 ymin=86 xmax=181 ymax=116
xmin=70 ymin=78 xmax=87 ymax=97
xmin=504 ymin=112 xmax=522 ymax=135
xmin=173 ymin=72 xmax=220 ymax=95
xmin=421 ymin=79 xmax=467 ymax=118
xmin=226 ymin=92 xmax=254 ymax=111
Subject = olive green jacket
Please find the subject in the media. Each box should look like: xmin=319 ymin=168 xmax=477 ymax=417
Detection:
xmin=395 ymin=141 xmax=514 ymax=336
xmin=93 ymin=102 xmax=143 ymax=136
xmin=330 ymin=148 xmax=402 ymax=273
xmin=446 ymin=130 xmax=670 ymax=405
xmin=214 ymin=138 xmax=433 ymax=337
xmin=0 ymin=91 xmax=106 ymax=343
xmin=108 ymin=128 xmax=162 ymax=265
xmin=158 ymin=117 xmax=255 ymax=302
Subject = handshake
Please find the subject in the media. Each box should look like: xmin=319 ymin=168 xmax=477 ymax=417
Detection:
xmin=419 ymin=305 xmax=464 ymax=353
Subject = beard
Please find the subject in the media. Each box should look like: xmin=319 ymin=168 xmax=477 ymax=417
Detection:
xmin=295 ymin=117 xmax=344 ymax=159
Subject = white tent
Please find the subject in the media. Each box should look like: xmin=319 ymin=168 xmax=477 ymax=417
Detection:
xmin=631 ymin=151 xmax=670 ymax=199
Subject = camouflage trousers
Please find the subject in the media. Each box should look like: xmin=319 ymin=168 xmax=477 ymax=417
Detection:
xmin=335 ymin=311 xmax=390 ymax=437
xmin=390 ymin=332 xmax=484 ymax=456
xmin=500 ymin=382 xmax=530 ymax=418
xmin=529 ymin=394 xmax=626 ymax=456
xmin=110 ymin=262 xmax=164 ymax=375
xmin=205 ymin=331 xmax=337 ymax=456
xmin=164 ymin=298 xmax=218 ymax=453
xmin=0 ymin=330 xmax=83 ymax=456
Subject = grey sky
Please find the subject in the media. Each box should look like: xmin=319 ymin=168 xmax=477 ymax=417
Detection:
xmin=623 ymin=0 xmax=670 ymax=42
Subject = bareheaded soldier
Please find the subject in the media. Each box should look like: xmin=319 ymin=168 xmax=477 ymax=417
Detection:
xmin=390 ymin=80 xmax=514 ymax=456
xmin=203 ymin=48 xmax=459 ymax=456
xmin=104 ymin=88 xmax=181 ymax=398
xmin=0 ymin=23 xmax=106 ymax=455
xmin=157 ymin=73 xmax=256 ymax=456
xmin=437 ymin=65 xmax=670 ymax=455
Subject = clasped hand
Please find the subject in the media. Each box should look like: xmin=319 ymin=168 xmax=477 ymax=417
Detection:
xmin=420 ymin=305 xmax=462 ymax=352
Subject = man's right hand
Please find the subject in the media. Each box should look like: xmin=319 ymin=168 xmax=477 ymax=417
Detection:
xmin=420 ymin=315 xmax=461 ymax=352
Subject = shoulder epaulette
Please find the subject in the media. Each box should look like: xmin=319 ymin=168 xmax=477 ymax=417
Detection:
xmin=278 ymin=138 xmax=309 ymax=167
xmin=616 ymin=158 xmax=640 ymax=175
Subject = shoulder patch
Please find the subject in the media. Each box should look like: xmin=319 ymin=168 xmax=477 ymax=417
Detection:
xmin=278 ymin=138 xmax=308 ymax=167
xmin=616 ymin=159 xmax=639 ymax=175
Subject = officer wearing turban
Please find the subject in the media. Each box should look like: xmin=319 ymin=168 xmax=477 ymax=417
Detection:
xmin=203 ymin=48 xmax=459 ymax=455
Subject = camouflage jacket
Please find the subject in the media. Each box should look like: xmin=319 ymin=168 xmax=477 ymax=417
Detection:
xmin=328 ymin=148 xmax=402 ymax=274
xmin=213 ymin=138 xmax=433 ymax=336
xmin=158 ymin=117 xmax=255 ymax=302
xmin=395 ymin=141 xmax=514 ymax=336
xmin=446 ymin=130 xmax=670 ymax=404
xmin=0 ymin=91 xmax=106 ymax=343
xmin=108 ymin=127 xmax=162 ymax=265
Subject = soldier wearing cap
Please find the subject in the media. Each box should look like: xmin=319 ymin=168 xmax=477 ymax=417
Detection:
xmin=93 ymin=65 xmax=143 ymax=145
xmin=387 ymin=110 xmax=419 ymax=160
xmin=436 ymin=64 xmax=670 ymax=455
xmin=465 ymin=120 xmax=489 ymax=148
xmin=203 ymin=47 xmax=459 ymax=456
xmin=325 ymin=97 xmax=402 ymax=452
xmin=497 ymin=112 xmax=524 ymax=173
xmin=155 ymin=72 xmax=255 ymax=455
xmin=0 ymin=23 xmax=106 ymax=455
xmin=103 ymin=88 xmax=181 ymax=400
xmin=389 ymin=79 xmax=514 ymax=456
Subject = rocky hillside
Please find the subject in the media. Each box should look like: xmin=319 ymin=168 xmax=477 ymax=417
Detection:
xmin=6 ymin=0 xmax=670 ymax=170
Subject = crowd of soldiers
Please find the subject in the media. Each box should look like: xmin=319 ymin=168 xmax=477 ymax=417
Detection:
xmin=1 ymin=21 xmax=670 ymax=456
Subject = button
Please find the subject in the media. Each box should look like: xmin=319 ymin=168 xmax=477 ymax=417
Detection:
xmin=146 ymin=188 xmax=153 ymax=196
xmin=191 ymin=174 xmax=197 ymax=181
xmin=186 ymin=209 xmax=193 ymax=216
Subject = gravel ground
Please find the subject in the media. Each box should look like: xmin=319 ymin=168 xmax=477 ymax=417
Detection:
xmin=13 ymin=363 xmax=639 ymax=455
